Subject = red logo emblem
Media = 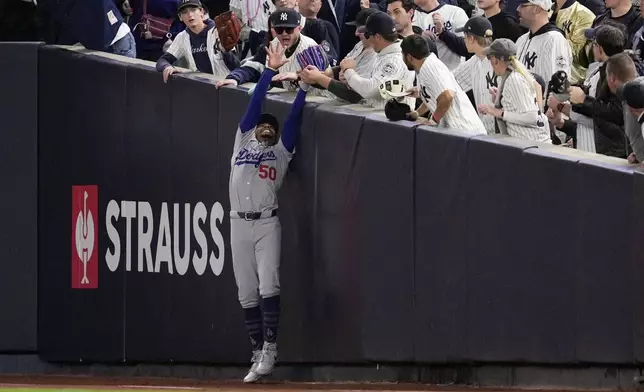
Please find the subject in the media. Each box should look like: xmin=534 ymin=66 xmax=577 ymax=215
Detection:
xmin=71 ymin=185 xmax=99 ymax=289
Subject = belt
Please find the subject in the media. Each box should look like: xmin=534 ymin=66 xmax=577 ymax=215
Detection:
xmin=230 ymin=209 xmax=278 ymax=221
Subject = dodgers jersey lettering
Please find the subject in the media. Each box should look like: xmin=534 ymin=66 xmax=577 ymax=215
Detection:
xmin=515 ymin=29 xmax=572 ymax=82
xmin=417 ymin=53 xmax=486 ymax=133
xmin=453 ymin=54 xmax=498 ymax=134
xmin=414 ymin=5 xmax=468 ymax=70
xmin=230 ymin=128 xmax=292 ymax=212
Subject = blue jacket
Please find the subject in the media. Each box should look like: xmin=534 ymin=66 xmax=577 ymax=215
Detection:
xmin=64 ymin=0 xmax=125 ymax=50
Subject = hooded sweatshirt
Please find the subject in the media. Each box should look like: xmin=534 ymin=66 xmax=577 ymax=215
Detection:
xmin=516 ymin=23 xmax=573 ymax=83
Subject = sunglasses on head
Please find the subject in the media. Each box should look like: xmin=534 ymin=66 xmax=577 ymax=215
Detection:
xmin=274 ymin=26 xmax=295 ymax=34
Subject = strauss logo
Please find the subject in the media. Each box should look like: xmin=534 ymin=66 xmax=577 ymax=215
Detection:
xmin=75 ymin=191 xmax=95 ymax=285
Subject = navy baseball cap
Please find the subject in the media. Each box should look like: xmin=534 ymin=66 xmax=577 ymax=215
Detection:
xmin=357 ymin=11 xmax=397 ymax=35
xmin=455 ymin=16 xmax=493 ymax=37
xmin=346 ymin=8 xmax=379 ymax=26
xmin=177 ymin=0 xmax=202 ymax=12
xmin=270 ymin=8 xmax=302 ymax=28
xmin=258 ymin=113 xmax=280 ymax=133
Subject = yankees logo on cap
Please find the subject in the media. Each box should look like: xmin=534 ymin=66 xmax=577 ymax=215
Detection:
xmin=270 ymin=8 xmax=301 ymax=28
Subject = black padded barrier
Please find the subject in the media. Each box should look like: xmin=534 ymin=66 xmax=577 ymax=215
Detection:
xmin=357 ymin=115 xmax=415 ymax=363
xmin=574 ymin=157 xmax=635 ymax=364
xmin=310 ymin=105 xmax=367 ymax=363
xmin=632 ymin=168 xmax=644 ymax=363
xmin=31 ymin=46 xmax=644 ymax=367
xmin=38 ymin=47 xmax=127 ymax=362
xmin=512 ymin=146 xmax=582 ymax=363
xmin=413 ymin=126 xmax=482 ymax=363
xmin=465 ymin=135 xmax=541 ymax=362
xmin=0 ymin=42 xmax=40 ymax=353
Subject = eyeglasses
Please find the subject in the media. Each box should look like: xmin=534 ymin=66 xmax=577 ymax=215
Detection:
xmin=274 ymin=27 xmax=295 ymax=34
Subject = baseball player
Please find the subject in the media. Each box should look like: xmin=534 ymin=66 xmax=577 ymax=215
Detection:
xmin=216 ymin=8 xmax=332 ymax=97
xmin=515 ymin=0 xmax=572 ymax=84
xmin=338 ymin=11 xmax=416 ymax=108
xmin=401 ymin=34 xmax=486 ymax=133
xmin=452 ymin=16 xmax=497 ymax=134
xmin=478 ymin=38 xmax=551 ymax=143
xmin=229 ymin=0 xmax=275 ymax=57
xmin=156 ymin=0 xmax=240 ymax=82
xmin=230 ymin=43 xmax=309 ymax=384
xmin=413 ymin=0 xmax=469 ymax=70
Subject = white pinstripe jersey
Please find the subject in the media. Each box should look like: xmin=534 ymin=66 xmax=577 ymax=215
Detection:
xmin=267 ymin=35 xmax=334 ymax=97
xmin=229 ymin=0 xmax=274 ymax=32
xmin=515 ymin=29 xmax=572 ymax=83
xmin=413 ymin=5 xmax=468 ymax=70
xmin=452 ymin=54 xmax=498 ymax=134
xmin=165 ymin=26 xmax=232 ymax=78
xmin=496 ymin=71 xmax=551 ymax=142
xmin=345 ymin=41 xmax=377 ymax=78
xmin=573 ymin=64 xmax=600 ymax=152
xmin=417 ymin=53 xmax=486 ymax=133
xmin=230 ymin=127 xmax=292 ymax=212
xmin=345 ymin=41 xmax=415 ymax=109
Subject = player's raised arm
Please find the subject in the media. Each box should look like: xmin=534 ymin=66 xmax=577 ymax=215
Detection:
xmin=239 ymin=44 xmax=289 ymax=133
xmin=280 ymin=85 xmax=309 ymax=153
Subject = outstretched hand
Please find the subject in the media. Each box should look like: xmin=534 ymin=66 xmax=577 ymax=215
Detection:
xmin=266 ymin=43 xmax=289 ymax=71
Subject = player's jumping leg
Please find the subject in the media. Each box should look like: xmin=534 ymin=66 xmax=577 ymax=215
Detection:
xmin=230 ymin=219 xmax=264 ymax=383
xmin=254 ymin=216 xmax=282 ymax=376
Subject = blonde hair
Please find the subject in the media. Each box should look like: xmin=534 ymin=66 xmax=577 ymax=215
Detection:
xmin=508 ymin=55 xmax=542 ymax=107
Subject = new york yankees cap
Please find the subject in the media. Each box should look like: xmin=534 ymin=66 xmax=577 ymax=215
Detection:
xmin=454 ymin=16 xmax=493 ymax=38
xmin=482 ymin=38 xmax=517 ymax=59
xmin=270 ymin=8 xmax=302 ymax=28
xmin=619 ymin=77 xmax=644 ymax=109
xmin=357 ymin=11 xmax=397 ymax=35
xmin=346 ymin=8 xmax=379 ymax=27
xmin=177 ymin=0 xmax=202 ymax=13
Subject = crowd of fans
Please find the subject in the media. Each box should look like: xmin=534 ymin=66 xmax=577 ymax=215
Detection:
xmin=5 ymin=0 xmax=644 ymax=161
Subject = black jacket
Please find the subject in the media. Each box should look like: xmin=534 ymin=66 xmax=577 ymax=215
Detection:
xmin=438 ymin=11 xmax=527 ymax=59
xmin=571 ymin=63 xmax=629 ymax=158
xmin=591 ymin=6 xmax=643 ymax=47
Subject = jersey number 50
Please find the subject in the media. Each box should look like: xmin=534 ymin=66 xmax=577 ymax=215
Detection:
xmin=259 ymin=164 xmax=277 ymax=181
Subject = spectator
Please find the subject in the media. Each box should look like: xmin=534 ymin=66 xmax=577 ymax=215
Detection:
xmin=229 ymin=0 xmax=275 ymax=58
xmin=478 ymin=39 xmax=551 ymax=142
xmin=386 ymin=0 xmax=422 ymax=37
xmin=217 ymin=8 xmax=332 ymax=96
xmin=437 ymin=0 xmax=526 ymax=60
xmin=402 ymin=34 xmax=487 ymax=133
xmin=590 ymin=0 xmax=642 ymax=46
xmin=272 ymin=0 xmax=341 ymax=64
xmin=299 ymin=0 xmax=342 ymax=64
xmin=550 ymin=0 xmax=595 ymax=84
xmin=549 ymin=25 xmax=626 ymax=155
xmin=128 ymin=0 xmax=184 ymax=61
xmin=414 ymin=0 xmax=470 ymax=70
xmin=515 ymin=0 xmax=572 ymax=83
xmin=452 ymin=16 xmax=498 ymax=134
xmin=61 ymin=0 xmax=138 ymax=58
xmin=607 ymin=52 xmax=644 ymax=162
xmin=156 ymin=0 xmax=240 ymax=82
xmin=340 ymin=0 xmax=382 ymax=57
xmin=621 ymin=77 xmax=644 ymax=142
xmin=298 ymin=8 xmax=378 ymax=102
xmin=330 ymin=11 xmax=416 ymax=108
xmin=631 ymin=5 xmax=644 ymax=55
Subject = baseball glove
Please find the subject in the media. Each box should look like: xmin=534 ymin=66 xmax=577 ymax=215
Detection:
xmin=296 ymin=45 xmax=330 ymax=71
xmin=384 ymin=98 xmax=412 ymax=122
xmin=214 ymin=11 xmax=242 ymax=52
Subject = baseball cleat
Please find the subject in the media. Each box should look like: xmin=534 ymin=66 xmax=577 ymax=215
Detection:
xmin=243 ymin=350 xmax=263 ymax=383
xmin=256 ymin=342 xmax=278 ymax=376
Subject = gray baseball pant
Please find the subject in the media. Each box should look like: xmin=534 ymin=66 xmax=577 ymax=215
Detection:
xmin=230 ymin=216 xmax=281 ymax=308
